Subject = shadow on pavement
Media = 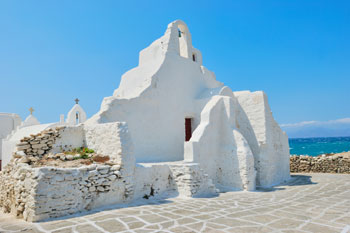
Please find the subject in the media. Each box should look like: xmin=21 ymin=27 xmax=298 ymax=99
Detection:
xmin=256 ymin=174 xmax=317 ymax=192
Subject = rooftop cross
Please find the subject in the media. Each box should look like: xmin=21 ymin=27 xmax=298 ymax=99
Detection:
xmin=29 ymin=107 xmax=34 ymax=115
xmin=75 ymin=98 xmax=80 ymax=104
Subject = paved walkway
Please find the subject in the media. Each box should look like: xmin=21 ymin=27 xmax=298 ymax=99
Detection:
xmin=0 ymin=173 xmax=349 ymax=233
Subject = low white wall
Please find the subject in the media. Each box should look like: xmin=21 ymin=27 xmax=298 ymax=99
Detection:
xmin=0 ymin=163 xmax=128 ymax=222
xmin=51 ymin=125 xmax=85 ymax=153
xmin=0 ymin=122 xmax=136 ymax=222
xmin=84 ymin=122 xmax=135 ymax=167
xmin=134 ymin=163 xmax=174 ymax=200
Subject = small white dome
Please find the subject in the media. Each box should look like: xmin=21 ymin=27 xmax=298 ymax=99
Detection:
xmin=21 ymin=114 xmax=40 ymax=128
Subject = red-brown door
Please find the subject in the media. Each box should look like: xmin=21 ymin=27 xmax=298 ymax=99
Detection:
xmin=185 ymin=118 xmax=192 ymax=141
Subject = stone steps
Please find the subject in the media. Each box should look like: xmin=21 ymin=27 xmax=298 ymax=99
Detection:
xmin=168 ymin=162 xmax=218 ymax=197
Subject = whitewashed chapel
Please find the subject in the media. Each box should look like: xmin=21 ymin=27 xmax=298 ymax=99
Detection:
xmin=0 ymin=20 xmax=290 ymax=221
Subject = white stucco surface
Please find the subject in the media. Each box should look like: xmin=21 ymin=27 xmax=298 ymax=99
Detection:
xmin=0 ymin=113 xmax=22 ymax=161
xmin=86 ymin=20 xmax=290 ymax=190
xmin=233 ymin=91 xmax=290 ymax=187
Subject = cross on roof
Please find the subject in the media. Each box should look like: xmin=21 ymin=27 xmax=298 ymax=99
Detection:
xmin=75 ymin=98 xmax=80 ymax=104
xmin=29 ymin=107 xmax=34 ymax=115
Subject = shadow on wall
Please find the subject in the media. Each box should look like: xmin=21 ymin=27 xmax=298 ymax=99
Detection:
xmin=256 ymin=175 xmax=317 ymax=192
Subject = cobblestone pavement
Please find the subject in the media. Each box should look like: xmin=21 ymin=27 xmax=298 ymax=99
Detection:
xmin=0 ymin=173 xmax=349 ymax=233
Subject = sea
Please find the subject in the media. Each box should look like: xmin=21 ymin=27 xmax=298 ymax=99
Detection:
xmin=289 ymin=136 xmax=350 ymax=156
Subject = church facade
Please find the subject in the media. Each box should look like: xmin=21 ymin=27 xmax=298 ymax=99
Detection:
xmin=87 ymin=20 xmax=290 ymax=188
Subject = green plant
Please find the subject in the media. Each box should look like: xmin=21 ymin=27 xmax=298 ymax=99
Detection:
xmin=63 ymin=147 xmax=95 ymax=159
xmin=80 ymin=154 xmax=89 ymax=159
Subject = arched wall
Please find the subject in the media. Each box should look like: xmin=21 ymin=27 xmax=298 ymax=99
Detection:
xmin=66 ymin=105 xmax=87 ymax=125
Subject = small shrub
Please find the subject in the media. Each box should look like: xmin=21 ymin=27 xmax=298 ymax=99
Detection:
xmin=62 ymin=147 xmax=95 ymax=160
xmin=80 ymin=154 xmax=89 ymax=159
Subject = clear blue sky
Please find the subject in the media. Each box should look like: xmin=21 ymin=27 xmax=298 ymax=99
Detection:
xmin=0 ymin=0 xmax=349 ymax=125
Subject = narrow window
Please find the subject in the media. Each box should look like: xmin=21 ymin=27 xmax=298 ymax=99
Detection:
xmin=192 ymin=53 xmax=196 ymax=62
xmin=178 ymin=28 xmax=182 ymax=37
xmin=76 ymin=112 xmax=80 ymax=125
xmin=185 ymin=118 xmax=192 ymax=141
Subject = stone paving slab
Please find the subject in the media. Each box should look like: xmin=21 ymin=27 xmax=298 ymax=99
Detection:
xmin=0 ymin=173 xmax=349 ymax=233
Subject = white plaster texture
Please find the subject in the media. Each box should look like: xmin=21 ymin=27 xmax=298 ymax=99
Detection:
xmin=87 ymin=20 xmax=289 ymax=190
xmin=0 ymin=113 xmax=22 ymax=161
xmin=234 ymin=91 xmax=290 ymax=187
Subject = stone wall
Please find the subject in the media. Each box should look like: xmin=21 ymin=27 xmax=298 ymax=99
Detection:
xmin=0 ymin=122 xmax=136 ymax=222
xmin=0 ymin=162 xmax=129 ymax=222
xmin=14 ymin=127 xmax=64 ymax=164
xmin=168 ymin=162 xmax=217 ymax=197
xmin=290 ymin=154 xmax=350 ymax=174
xmin=0 ymin=122 xmax=220 ymax=222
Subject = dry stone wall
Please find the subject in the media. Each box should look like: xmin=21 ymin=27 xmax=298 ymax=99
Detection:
xmin=14 ymin=127 xmax=64 ymax=164
xmin=0 ymin=122 xmax=136 ymax=222
xmin=0 ymin=121 xmax=224 ymax=222
xmin=0 ymin=162 xmax=129 ymax=221
xmin=290 ymin=154 xmax=350 ymax=174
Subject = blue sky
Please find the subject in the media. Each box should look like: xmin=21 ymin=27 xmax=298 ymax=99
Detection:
xmin=0 ymin=0 xmax=349 ymax=125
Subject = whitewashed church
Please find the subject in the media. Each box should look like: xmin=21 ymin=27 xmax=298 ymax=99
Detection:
xmin=86 ymin=20 xmax=290 ymax=189
xmin=0 ymin=20 xmax=290 ymax=221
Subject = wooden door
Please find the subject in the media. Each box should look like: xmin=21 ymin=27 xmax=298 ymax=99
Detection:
xmin=185 ymin=118 xmax=192 ymax=141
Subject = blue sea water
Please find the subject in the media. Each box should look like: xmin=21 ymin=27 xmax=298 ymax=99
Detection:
xmin=289 ymin=137 xmax=350 ymax=156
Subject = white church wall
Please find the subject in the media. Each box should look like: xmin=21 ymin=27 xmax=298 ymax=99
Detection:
xmin=185 ymin=96 xmax=256 ymax=191
xmin=0 ymin=113 xmax=21 ymax=162
xmin=0 ymin=113 xmax=22 ymax=139
xmin=233 ymin=91 xmax=290 ymax=187
xmin=88 ymin=39 xmax=223 ymax=163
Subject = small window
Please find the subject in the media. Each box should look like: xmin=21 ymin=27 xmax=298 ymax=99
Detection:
xmin=76 ymin=112 xmax=80 ymax=125
xmin=178 ymin=28 xmax=182 ymax=38
xmin=185 ymin=118 xmax=192 ymax=141
xmin=192 ymin=53 xmax=196 ymax=62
